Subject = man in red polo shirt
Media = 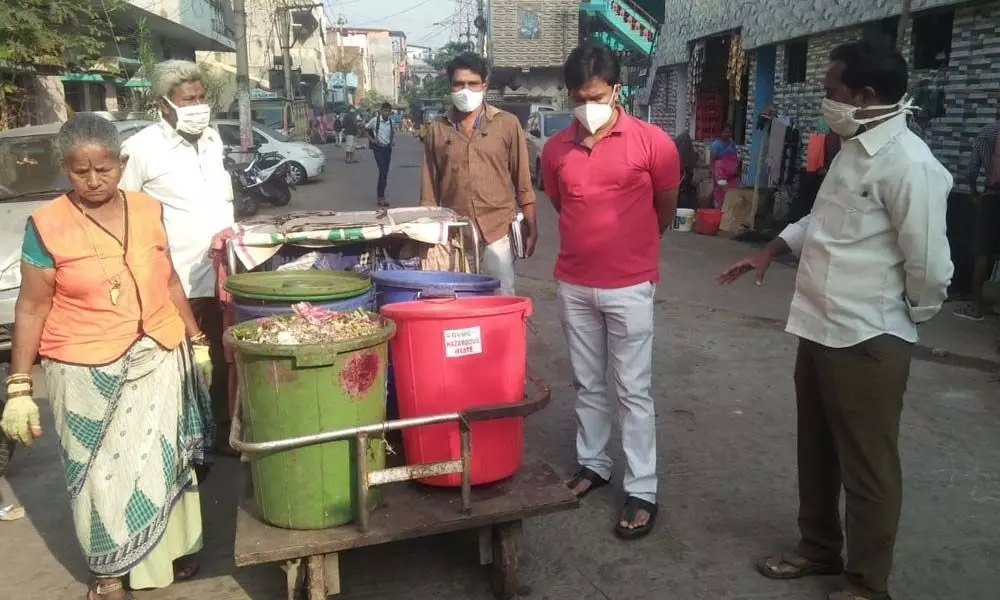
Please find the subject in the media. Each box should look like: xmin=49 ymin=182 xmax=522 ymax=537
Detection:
xmin=541 ymin=41 xmax=680 ymax=540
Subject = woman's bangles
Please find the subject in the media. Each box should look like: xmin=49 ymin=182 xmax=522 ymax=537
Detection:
xmin=189 ymin=332 xmax=209 ymax=346
xmin=4 ymin=373 xmax=33 ymax=399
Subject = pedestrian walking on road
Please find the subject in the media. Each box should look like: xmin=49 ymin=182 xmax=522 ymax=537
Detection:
xmin=1 ymin=114 xmax=215 ymax=600
xmin=367 ymin=102 xmax=395 ymax=207
xmin=718 ymin=40 xmax=954 ymax=600
xmin=541 ymin=41 xmax=680 ymax=540
xmin=120 ymin=60 xmax=235 ymax=456
xmin=420 ymin=52 xmax=538 ymax=294
xmin=334 ymin=113 xmax=344 ymax=145
xmin=343 ymin=114 xmax=358 ymax=163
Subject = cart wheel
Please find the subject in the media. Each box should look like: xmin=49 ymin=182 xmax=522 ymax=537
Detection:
xmin=489 ymin=521 xmax=522 ymax=599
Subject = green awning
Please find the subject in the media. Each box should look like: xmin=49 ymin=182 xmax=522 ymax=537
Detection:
xmin=61 ymin=72 xmax=106 ymax=82
xmin=124 ymin=77 xmax=150 ymax=88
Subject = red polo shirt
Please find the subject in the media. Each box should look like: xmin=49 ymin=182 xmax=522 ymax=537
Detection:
xmin=541 ymin=107 xmax=680 ymax=289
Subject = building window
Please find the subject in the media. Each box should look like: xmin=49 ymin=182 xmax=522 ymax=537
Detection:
xmin=518 ymin=4 xmax=541 ymax=39
xmin=863 ymin=17 xmax=899 ymax=49
xmin=912 ymin=10 xmax=953 ymax=70
xmin=784 ymin=39 xmax=807 ymax=84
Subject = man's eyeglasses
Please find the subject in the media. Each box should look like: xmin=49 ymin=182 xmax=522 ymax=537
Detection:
xmin=450 ymin=81 xmax=485 ymax=92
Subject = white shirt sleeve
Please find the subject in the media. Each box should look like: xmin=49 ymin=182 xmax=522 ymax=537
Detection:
xmin=365 ymin=117 xmax=377 ymax=131
xmin=777 ymin=214 xmax=812 ymax=256
xmin=119 ymin=139 xmax=145 ymax=192
xmin=884 ymin=161 xmax=954 ymax=323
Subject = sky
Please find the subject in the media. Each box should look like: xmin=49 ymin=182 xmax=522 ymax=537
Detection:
xmin=324 ymin=0 xmax=461 ymax=51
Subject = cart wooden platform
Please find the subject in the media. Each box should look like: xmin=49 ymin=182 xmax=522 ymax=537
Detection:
xmin=229 ymin=376 xmax=578 ymax=599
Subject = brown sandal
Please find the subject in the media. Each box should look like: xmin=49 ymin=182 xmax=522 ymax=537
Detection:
xmin=756 ymin=552 xmax=844 ymax=580
xmin=86 ymin=579 xmax=134 ymax=600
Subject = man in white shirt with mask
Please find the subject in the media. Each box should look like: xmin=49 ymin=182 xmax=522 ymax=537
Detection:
xmin=719 ymin=41 xmax=952 ymax=600
xmin=121 ymin=59 xmax=235 ymax=454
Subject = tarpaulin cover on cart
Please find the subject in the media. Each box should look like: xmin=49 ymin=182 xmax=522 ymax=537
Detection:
xmin=227 ymin=207 xmax=470 ymax=271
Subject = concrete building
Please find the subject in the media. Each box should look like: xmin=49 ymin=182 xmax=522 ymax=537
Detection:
xmin=485 ymin=0 xmax=662 ymax=106
xmin=636 ymin=0 xmax=1000 ymax=191
xmin=327 ymin=27 xmax=400 ymax=104
xmin=5 ymin=0 xmax=235 ymax=126
xmin=406 ymin=45 xmax=438 ymax=91
xmin=198 ymin=0 xmax=328 ymax=108
xmin=487 ymin=0 xmax=579 ymax=103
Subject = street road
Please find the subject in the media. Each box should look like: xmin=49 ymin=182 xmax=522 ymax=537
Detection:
xmin=2 ymin=134 xmax=998 ymax=600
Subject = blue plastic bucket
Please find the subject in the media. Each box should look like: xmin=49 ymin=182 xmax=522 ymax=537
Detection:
xmin=373 ymin=271 xmax=500 ymax=421
xmin=372 ymin=271 xmax=500 ymax=307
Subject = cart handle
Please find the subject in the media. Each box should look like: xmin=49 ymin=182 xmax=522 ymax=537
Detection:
xmin=229 ymin=374 xmax=551 ymax=533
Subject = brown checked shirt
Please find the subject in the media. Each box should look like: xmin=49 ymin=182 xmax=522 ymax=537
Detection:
xmin=420 ymin=104 xmax=536 ymax=244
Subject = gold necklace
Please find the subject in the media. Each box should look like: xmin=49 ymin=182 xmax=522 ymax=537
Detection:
xmin=74 ymin=191 xmax=126 ymax=306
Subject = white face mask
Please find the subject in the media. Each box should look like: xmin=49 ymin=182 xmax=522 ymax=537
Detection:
xmin=163 ymin=97 xmax=211 ymax=136
xmin=573 ymin=86 xmax=618 ymax=134
xmin=451 ymin=88 xmax=484 ymax=113
xmin=821 ymin=96 xmax=912 ymax=138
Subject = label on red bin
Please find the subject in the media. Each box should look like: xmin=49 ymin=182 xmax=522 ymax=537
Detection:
xmin=444 ymin=326 xmax=483 ymax=357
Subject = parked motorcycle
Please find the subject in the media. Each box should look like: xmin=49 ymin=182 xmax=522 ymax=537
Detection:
xmin=253 ymin=150 xmax=294 ymax=207
xmin=225 ymin=152 xmax=262 ymax=218
xmin=224 ymin=149 xmax=294 ymax=218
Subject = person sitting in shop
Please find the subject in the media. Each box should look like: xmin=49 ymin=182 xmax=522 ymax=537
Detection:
xmin=709 ymin=124 xmax=739 ymax=209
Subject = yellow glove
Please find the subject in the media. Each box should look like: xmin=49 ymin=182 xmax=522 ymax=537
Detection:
xmin=192 ymin=342 xmax=213 ymax=387
xmin=2 ymin=380 xmax=42 ymax=446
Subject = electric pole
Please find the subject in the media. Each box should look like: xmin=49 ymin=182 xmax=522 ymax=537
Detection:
xmin=233 ymin=0 xmax=252 ymax=151
xmin=278 ymin=5 xmax=295 ymax=100
xmin=897 ymin=0 xmax=911 ymax=49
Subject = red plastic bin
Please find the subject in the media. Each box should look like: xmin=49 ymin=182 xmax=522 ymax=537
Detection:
xmin=696 ymin=208 xmax=723 ymax=236
xmin=380 ymin=296 xmax=532 ymax=486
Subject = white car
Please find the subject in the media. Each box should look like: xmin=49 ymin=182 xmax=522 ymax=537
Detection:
xmin=525 ymin=111 xmax=573 ymax=190
xmin=0 ymin=117 xmax=154 ymax=351
xmin=213 ymin=119 xmax=326 ymax=186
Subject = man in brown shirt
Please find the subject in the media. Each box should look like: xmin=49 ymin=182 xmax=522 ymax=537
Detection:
xmin=420 ymin=52 xmax=537 ymax=294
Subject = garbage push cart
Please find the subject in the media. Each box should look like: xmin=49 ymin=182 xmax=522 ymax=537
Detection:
xmin=229 ymin=375 xmax=578 ymax=600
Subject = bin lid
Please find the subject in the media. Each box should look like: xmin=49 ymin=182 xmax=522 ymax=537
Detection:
xmin=225 ymin=271 xmax=372 ymax=301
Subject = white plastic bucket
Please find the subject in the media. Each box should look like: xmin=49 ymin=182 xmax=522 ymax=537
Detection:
xmin=673 ymin=208 xmax=695 ymax=232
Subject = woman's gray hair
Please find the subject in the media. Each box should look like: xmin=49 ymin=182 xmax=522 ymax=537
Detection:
xmin=151 ymin=59 xmax=204 ymax=101
xmin=57 ymin=113 xmax=122 ymax=160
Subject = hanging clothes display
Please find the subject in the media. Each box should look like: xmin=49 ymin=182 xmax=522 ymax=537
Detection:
xmin=806 ymin=134 xmax=826 ymax=172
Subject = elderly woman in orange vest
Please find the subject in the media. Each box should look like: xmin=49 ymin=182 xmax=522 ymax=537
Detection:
xmin=0 ymin=114 xmax=214 ymax=600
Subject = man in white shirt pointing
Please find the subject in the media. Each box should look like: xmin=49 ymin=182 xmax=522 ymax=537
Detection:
xmin=718 ymin=41 xmax=952 ymax=600
xmin=121 ymin=60 xmax=235 ymax=454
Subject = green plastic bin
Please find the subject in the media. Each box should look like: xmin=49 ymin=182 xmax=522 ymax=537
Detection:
xmin=225 ymin=317 xmax=396 ymax=530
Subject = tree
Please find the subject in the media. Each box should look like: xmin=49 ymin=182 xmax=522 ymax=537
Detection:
xmin=358 ymin=90 xmax=391 ymax=113
xmin=418 ymin=40 xmax=474 ymax=101
xmin=0 ymin=0 xmax=111 ymax=126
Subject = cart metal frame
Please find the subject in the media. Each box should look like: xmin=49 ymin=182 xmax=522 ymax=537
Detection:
xmin=230 ymin=376 xmax=578 ymax=599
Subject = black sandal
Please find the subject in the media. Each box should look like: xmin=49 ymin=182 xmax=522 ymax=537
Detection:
xmin=565 ymin=467 xmax=609 ymax=498
xmin=614 ymin=496 xmax=658 ymax=540
xmin=756 ymin=552 xmax=844 ymax=580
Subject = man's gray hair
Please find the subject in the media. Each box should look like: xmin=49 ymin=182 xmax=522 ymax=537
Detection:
xmin=57 ymin=113 xmax=122 ymax=160
xmin=150 ymin=59 xmax=204 ymax=101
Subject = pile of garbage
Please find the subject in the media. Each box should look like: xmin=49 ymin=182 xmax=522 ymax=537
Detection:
xmin=234 ymin=302 xmax=383 ymax=345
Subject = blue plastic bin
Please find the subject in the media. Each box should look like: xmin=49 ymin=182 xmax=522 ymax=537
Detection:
xmin=372 ymin=271 xmax=501 ymax=307
xmin=373 ymin=271 xmax=500 ymax=420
